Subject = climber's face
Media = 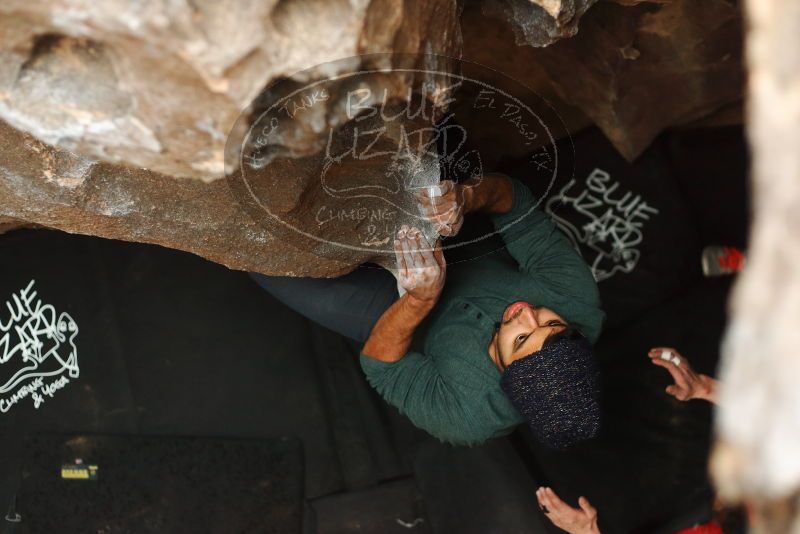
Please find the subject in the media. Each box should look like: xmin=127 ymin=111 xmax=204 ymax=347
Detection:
xmin=488 ymin=301 xmax=567 ymax=371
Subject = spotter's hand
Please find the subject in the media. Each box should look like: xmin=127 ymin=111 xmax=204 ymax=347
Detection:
xmin=536 ymin=487 xmax=600 ymax=534
xmin=394 ymin=225 xmax=446 ymax=303
xmin=414 ymin=180 xmax=465 ymax=237
xmin=647 ymin=347 xmax=716 ymax=403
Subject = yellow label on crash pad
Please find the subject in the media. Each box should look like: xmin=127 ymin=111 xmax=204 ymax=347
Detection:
xmin=60 ymin=464 xmax=98 ymax=480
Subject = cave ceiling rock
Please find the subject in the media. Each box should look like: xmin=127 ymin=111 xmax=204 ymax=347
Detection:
xmin=0 ymin=0 xmax=462 ymax=180
xmin=0 ymin=0 xmax=462 ymax=276
xmin=480 ymin=0 xmax=743 ymax=160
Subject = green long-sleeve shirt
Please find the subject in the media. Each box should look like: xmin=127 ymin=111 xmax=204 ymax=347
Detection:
xmin=359 ymin=177 xmax=605 ymax=446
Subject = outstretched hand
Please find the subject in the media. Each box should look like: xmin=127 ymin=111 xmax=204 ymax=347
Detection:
xmin=413 ymin=180 xmax=466 ymax=237
xmin=536 ymin=487 xmax=600 ymax=534
xmin=647 ymin=347 xmax=717 ymax=403
xmin=394 ymin=225 xmax=445 ymax=304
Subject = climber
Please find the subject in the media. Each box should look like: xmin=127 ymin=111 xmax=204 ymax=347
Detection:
xmin=251 ymin=173 xmax=605 ymax=447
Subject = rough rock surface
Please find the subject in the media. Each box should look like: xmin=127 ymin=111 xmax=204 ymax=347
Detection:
xmin=461 ymin=0 xmax=592 ymax=164
xmin=0 ymin=0 xmax=462 ymax=180
xmin=712 ymin=0 xmax=800 ymax=529
xmin=0 ymin=0 xmax=462 ymax=275
xmin=482 ymin=0 xmax=599 ymax=47
xmin=0 ymin=0 xmax=745 ymax=276
xmin=0 ymin=216 xmax=29 ymax=234
xmin=0 ymin=119 xmax=362 ymax=276
xmin=480 ymin=0 xmax=743 ymax=160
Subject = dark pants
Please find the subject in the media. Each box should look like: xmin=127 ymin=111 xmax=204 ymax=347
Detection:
xmin=249 ymin=265 xmax=399 ymax=343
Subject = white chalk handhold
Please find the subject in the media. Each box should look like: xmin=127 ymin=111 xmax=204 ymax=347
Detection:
xmin=660 ymin=350 xmax=673 ymax=361
xmin=427 ymin=185 xmax=442 ymax=197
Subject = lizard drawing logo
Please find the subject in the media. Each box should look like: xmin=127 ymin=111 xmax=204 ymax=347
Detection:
xmin=545 ymin=168 xmax=660 ymax=282
xmin=0 ymin=280 xmax=79 ymax=412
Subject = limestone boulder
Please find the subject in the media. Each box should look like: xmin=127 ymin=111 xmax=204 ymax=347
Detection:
xmin=0 ymin=0 xmax=745 ymax=277
xmin=0 ymin=120 xmax=358 ymax=276
xmin=482 ymin=0 xmax=600 ymax=48
xmin=0 ymin=216 xmax=30 ymax=235
xmin=477 ymin=0 xmax=743 ymax=160
xmin=0 ymin=0 xmax=462 ymax=180
xmin=0 ymin=0 xmax=462 ymax=275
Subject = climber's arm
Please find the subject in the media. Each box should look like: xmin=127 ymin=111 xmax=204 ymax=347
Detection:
xmin=362 ymin=225 xmax=445 ymax=363
xmin=462 ymin=172 xmax=515 ymax=215
xmin=362 ymin=292 xmax=436 ymax=363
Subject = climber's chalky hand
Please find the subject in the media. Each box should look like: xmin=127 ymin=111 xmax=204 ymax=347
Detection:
xmin=394 ymin=225 xmax=446 ymax=304
xmin=414 ymin=180 xmax=465 ymax=237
